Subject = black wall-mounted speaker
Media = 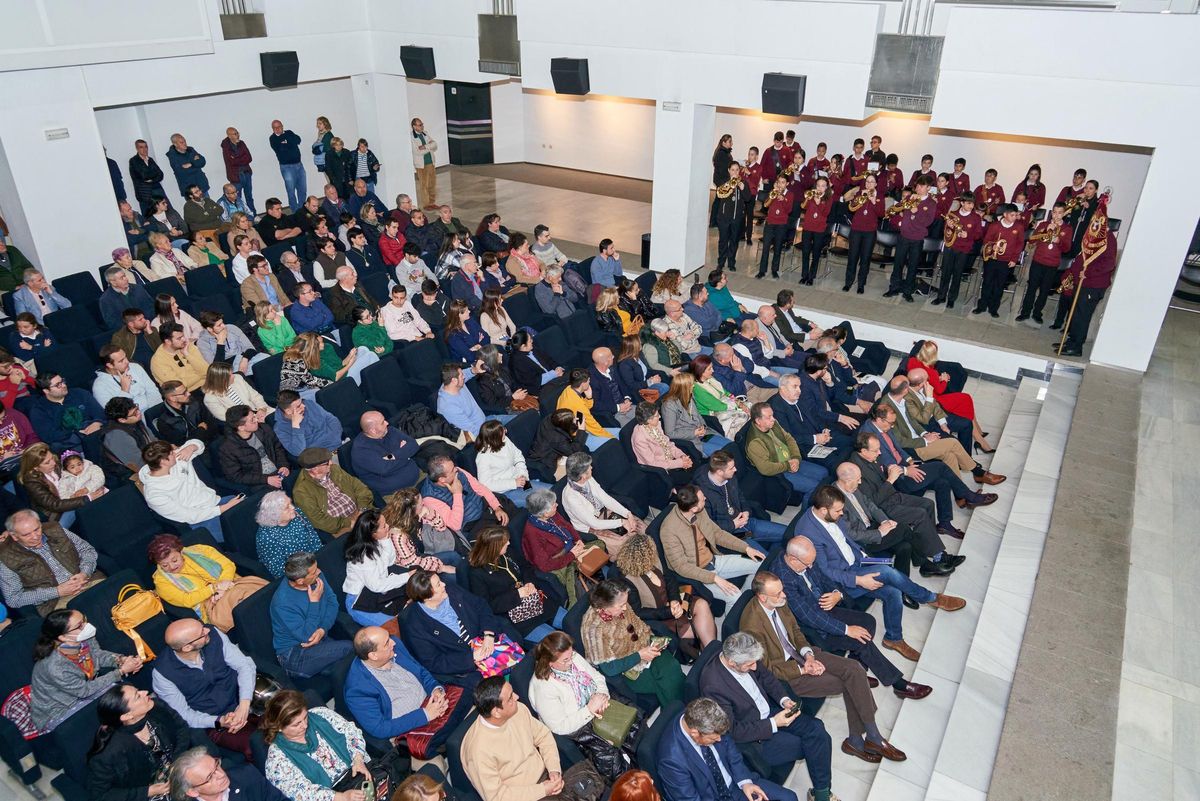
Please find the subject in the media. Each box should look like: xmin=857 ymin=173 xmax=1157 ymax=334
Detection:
xmin=550 ymin=58 xmax=590 ymax=95
xmin=260 ymin=51 xmax=299 ymax=89
xmin=761 ymin=72 xmax=807 ymax=117
xmin=401 ymin=45 xmax=437 ymax=81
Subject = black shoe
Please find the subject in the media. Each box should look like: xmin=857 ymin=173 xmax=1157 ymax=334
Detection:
xmin=971 ymin=306 xmax=986 ymax=315
xmin=903 ymin=294 xmax=914 ymax=303
xmin=931 ymin=297 xmax=946 ymax=306
xmin=946 ymin=301 xmax=955 ymax=309
xmin=902 ymin=595 xmax=920 ymax=610
xmin=1056 ymin=345 xmax=1082 ymax=357
xmin=1033 ymin=315 xmax=1044 ymax=324
xmin=883 ymin=289 xmax=900 ymax=298
xmin=857 ymin=286 xmax=865 ymax=294
xmin=1015 ymin=313 xmax=1030 ymax=322
xmin=772 ymin=272 xmax=779 ymax=279
xmin=842 ymin=284 xmax=852 ymax=292
xmin=1049 ymin=321 xmax=1063 ymax=330
xmin=943 ymin=553 xmax=967 ymax=568
xmin=989 ymin=311 xmax=999 ymax=318
xmin=920 ymin=561 xmax=955 ymax=577
xmin=755 ymin=272 xmax=766 ymax=279
xmin=728 ymin=265 xmax=737 ymax=272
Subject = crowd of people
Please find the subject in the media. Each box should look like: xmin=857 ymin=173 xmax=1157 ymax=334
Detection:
xmin=0 ymin=119 xmax=1030 ymax=801
xmin=711 ymin=130 xmax=1118 ymax=357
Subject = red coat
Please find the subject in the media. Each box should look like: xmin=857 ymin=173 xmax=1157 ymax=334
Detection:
xmin=1056 ymin=184 xmax=1085 ymax=205
xmin=220 ymin=138 xmax=253 ymax=183
xmin=974 ymin=184 xmax=1006 ymax=215
xmin=849 ymin=192 xmax=886 ymax=232
xmin=944 ymin=209 xmax=986 ymax=254
xmin=801 ymin=193 xmax=835 ymax=232
xmin=1012 ymin=181 xmax=1046 ymax=210
xmin=950 ymin=172 xmax=971 ymax=197
xmin=378 ymin=233 xmax=407 ymax=267
xmin=982 ymin=219 xmax=1025 ymax=264
xmin=892 ymin=195 xmax=938 ymax=241
xmin=764 ymin=189 xmax=795 ymax=225
xmin=1030 ymin=220 xmax=1073 ymax=266
xmin=521 ymin=512 xmax=581 ymax=572
xmin=906 ymin=356 xmax=975 ymax=420
xmin=0 ymin=363 xmax=36 ymax=410
xmin=743 ymin=162 xmax=764 ymax=196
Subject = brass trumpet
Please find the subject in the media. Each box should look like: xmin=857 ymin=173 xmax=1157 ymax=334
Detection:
xmin=982 ymin=237 xmax=1008 ymax=261
xmin=764 ymin=188 xmax=783 ymax=207
xmin=883 ymin=194 xmax=919 ymax=219
xmin=1028 ymin=222 xmax=1062 ymax=243
xmin=715 ymin=176 xmax=741 ymax=199
xmin=942 ymin=212 xmax=963 ymax=248
xmin=848 ymin=189 xmax=876 ymax=213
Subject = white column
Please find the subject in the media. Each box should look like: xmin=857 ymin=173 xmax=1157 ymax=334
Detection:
xmin=649 ymin=101 xmax=715 ymax=276
xmin=351 ymin=73 xmax=416 ymax=208
xmin=1090 ymin=147 xmax=1200 ymax=372
xmin=0 ymin=67 xmax=124 ymax=280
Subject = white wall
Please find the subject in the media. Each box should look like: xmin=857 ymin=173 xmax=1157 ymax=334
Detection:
xmin=96 ymin=80 xmax=361 ymax=205
xmin=492 ymin=80 xmax=526 ymax=164
xmin=523 ymin=91 xmax=655 ymax=177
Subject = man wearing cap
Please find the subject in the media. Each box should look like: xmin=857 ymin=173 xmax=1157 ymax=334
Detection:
xmin=292 ymin=447 xmax=374 ymax=536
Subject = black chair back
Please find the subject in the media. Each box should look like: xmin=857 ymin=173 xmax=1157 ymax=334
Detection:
xmin=683 ymin=639 xmax=723 ymax=702
xmin=67 ymin=569 xmax=171 ymax=657
xmin=34 ymin=342 xmax=97 ymax=390
xmin=637 ymin=700 xmax=684 ymax=786
xmin=52 ymin=271 xmax=103 ymax=305
xmin=44 ymin=306 xmax=102 ymax=343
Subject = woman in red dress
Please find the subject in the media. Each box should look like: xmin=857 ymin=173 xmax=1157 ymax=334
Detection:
xmin=906 ymin=340 xmax=995 ymax=453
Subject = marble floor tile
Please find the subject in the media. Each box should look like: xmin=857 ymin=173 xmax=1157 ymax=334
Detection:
xmin=872 ymin=668 xmax=958 ymax=788
xmin=965 ymin=587 xmax=1031 ymax=682
xmin=1175 ymin=763 xmax=1200 ymax=801
xmin=1116 ymin=678 xmax=1174 ymax=757
xmin=933 ymin=667 xmax=1013 ymax=791
xmin=925 ymin=771 xmax=988 ymax=801
xmin=1173 ymin=696 xmax=1200 ymax=773
xmin=861 ymin=770 xmax=925 ymax=801
xmin=916 ymin=600 xmax=983 ymax=685
xmin=1125 ymin=566 xmax=1174 ymax=624
xmin=1111 ymin=742 xmax=1175 ymax=801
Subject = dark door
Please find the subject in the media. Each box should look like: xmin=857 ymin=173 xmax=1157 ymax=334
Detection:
xmin=443 ymin=82 xmax=494 ymax=165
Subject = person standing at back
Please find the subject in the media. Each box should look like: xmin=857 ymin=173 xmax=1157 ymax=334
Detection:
xmin=269 ymin=119 xmax=306 ymax=212
xmin=411 ymin=118 xmax=439 ymax=210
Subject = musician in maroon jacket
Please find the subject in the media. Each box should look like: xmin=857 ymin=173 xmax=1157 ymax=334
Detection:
xmin=757 ymin=175 xmax=795 ymax=279
xmin=807 ymin=143 xmax=830 ymax=174
xmin=1011 ymin=189 xmax=1035 ymax=230
xmin=846 ymin=139 xmax=869 ymax=187
xmin=973 ymin=169 xmax=1006 ymax=217
xmin=884 ymin=176 xmax=938 ymax=301
xmin=1055 ymin=169 xmax=1088 ymax=205
xmin=881 ymin=154 xmax=905 ymax=201
xmin=742 ymin=147 xmax=763 ymax=245
xmin=761 ymin=132 xmax=789 ymax=186
xmin=826 ymin=154 xmax=847 ymax=199
xmin=1013 ymin=164 xmax=1046 ymax=212
xmin=908 ymin=155 xmax=935 ymax=190
xmin=1054 ymin=211 xmax=1117 ymax=357
xmin=950 ymin=158 xmax=971 ymax=197
xmin=786 ymin=151 xmax=809 ymax=228
xmin=933 ymin=175 xmax=955 ymax=217
xmin=782 ymin=130 xmax=799 ymax=165
xmin=973 ymin=203 xmax=1026 ymax=317
xmin=843 ymin=173 xmax=886 ymax=294
xmin=798 ymin=177 xmax=836 ymax=285
xmin=1016 ymin=202 xmax=1073 ymax=325
xmin=932 ymin=195 xmax=986 ymax=309
xmin=866 ymin=135 xmax=886 ymax=165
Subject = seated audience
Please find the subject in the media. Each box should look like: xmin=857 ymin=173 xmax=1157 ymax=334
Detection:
xmin=619 ymin=277 xmax=657 ymax=324
xmin=907 ymin=340 xmax=994 ymax=451
xmin=379 ymin=284 xmax=434 ymax=343
xmin=661 ymin=371 xmax=732 ymax=457
xmin=351 ymin=306 xmax=392 ymax=357
xmin=8 ymin=312 xmax=54 ymax=364
xmin=218 ymin=405 xmax=291 ymax=488
xmin=460 ymin=676 xmax=564 ymax=801
xmin=29 ymin=373 xmax=104 ymax=453
xmin=196 ymin=311 xmax=263 ymax=374
xmin=475 ymin=420 xmax=548 ymax=507
xmin=659 ymin=485 xmax=763 ymax=604
xmin=596 ymin=286 xmax=637 ymax=336
xmin=18 ymin=444 xmax=101 ymax=526
xmin=406 ymin=210 xmax=441 ymax=255
xmin=262 ymin=689 xmax=371 ymax=801
xmin=31 ymin=608 xmax=143 ymax=732
xmin=529 ymin=409 xmax=588 ymax=479
xmin=274 ymin=389 xmax=343 ymax=457
xmin=688 ymin=355 xmax=751 ymax=439
xmin=155 ymin=380 xmax=219 ymax=445
xmin=705 ymin=269 xmax=747 ymax=320
xmin=531 ymin=224 xmax=570 ymax=270
xmin=294 ymin=446 xmax=373 ymax=537
xmin=93 ymin=344 xmax=160 ymax=413
xmin=649 ymin=269 xmax=686 ymax=305
xmin=743 ymin=402 xmax=826 ymax=507
xmin=146 ymin=231 xmax=199 ymax=282
xmin=613 ymin=533 xmax=717 ymax=660
xmin=186 ymin=229 xmax=228 ymax=268
xmin=0 ymin=348 xmax=37 ymax=409
xmin=343 ymin=509 xmax=416 ymax=626
xmin=558 ymin=368 xmax=618 ymax=449
xmin=110 ymin=246 xmax=155 ymax=285
xmin=630 ymin=401 xmax=693 ymax=486
xmin=151 ymin=294 xmax=204 ymax=343
xmin=663 ymin=301 xmax=704 ymax=357
xmin=561 ymin=452 xmax=640 ymax=554
xmin=481 ymin=250 xmax=519 ymax=295
xmin=140 ymin=440 xmax=245 ymax=543
xmin=533 ymin=265 xmax=582 ymax=319
xmin=523 ymin=488 xmax=595 ymax=607
xmin=479 ymin=288 xmax=518 ymax=343
xmin=147 ymin=534 xmax=267 ymax=633
xmin=694 ymin=450 xmax=788 ymax=546
xmin=288 ymin=282 xmax=337 ymax=337
xmin=508 ymin=329 xmax=564 ymax=394
xmin=437 ymin=362 xmax=487 ymax=439
xmin=731 ymin=319 xmax=791 ymax=388
xmin=712 ymin=342 xmax=777 ymax=405
xmin=203 ymin=361 xmax=272 ymax=421
xmin=616 ymin=333 xmax=669 ymax=400
xmin=168 ymin=747 xmax=285 ymax=801
xmin=351 ymin=410 xmax=419 ymax=497
xmin=14 ymin=269 xmax=72 ymax=323
xmin=0 ymin=507 xmax=99 ymax=614
xmin=468 ymin=525 xmax=566 ymax=642
xmin=768 ymin=373 xmax=846 ymax=475
xmin=589 ymin=346 xmax=636 ymax=428
xmin=326 ymin=265 xmax=380 ymax=326
xmin=382 ymin=487 xmax=465 ymax=573
xmin=444 ymin=299 xmax=489 ymax=365
xmin=256 ymin=490 xmax=324 ymax=579
xmin=270 ymin=551 xmax=353 ymax=679
xmin=241 ymin=254 xmax=290 ymax=313
xmin=419 ymin=454 xmax=510 ymax=536
xmin=151 ymin=323 xmax=210 ymax=391
xmin=255 ymin=198 xmax=304 ymax=246
xmin=640 ymin=319 xmax=685 ymax=381
xmin=580 ymin=579 xmax=685 ymax=707
xmin=112 ymin=309 xmax=163 ymax=373
xmin=87 ymin=683 xmax=194 ymax=801
xmin=474 ymin=345 xmax=529 ymax=414
xmin=449 ymin=254 xmax=486 ymax=313
xmin=658 ymin=697 xmax=799 ymax=801
xmin=99 ymin=265 xmax=155 ymax=330
xmin=0 ymin=403 xmax=35 ymax=477
xmin=394 ymin=243 xmax=435 ymax=295
xmin=505 ymin=232 xmax=545 ymax=285
xmin=475 ymin=213 xmax=511 ymax=256
xmin=152 ymin=618 xmax=257 ymax=763
xmin=699 ymin=633 xmax=836 ymax=801
xmin=681 ymin=282 xmax=719 ymax=338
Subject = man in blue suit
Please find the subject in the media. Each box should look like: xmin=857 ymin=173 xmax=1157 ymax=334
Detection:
xmin=344 ymin=625 xmax=471 ymax=752
xmin=657 ymin=697 xmax=798 ymax=801
xmin=796 ymin=485 xmax=965 ymax=663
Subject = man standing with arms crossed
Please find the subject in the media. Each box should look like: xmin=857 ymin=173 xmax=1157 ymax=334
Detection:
xmin=269 ymin=120 xmax=306 ymax=212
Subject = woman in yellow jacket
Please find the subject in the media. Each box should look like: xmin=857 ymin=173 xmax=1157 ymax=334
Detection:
xmin=556 ymin=368 xmax=621 ymax=451
xmin=148 ymin=534 xmax=267 ymax=632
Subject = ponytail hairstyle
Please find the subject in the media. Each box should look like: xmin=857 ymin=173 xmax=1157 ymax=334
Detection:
xmin=33 ymin=609 xmax=77 ymax=661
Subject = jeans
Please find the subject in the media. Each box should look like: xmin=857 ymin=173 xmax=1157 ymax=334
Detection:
xmin=504 ymin=480 xmax=553 ymax=508
xmin=760 ymin=712 xmax=832 ymax=793
xmin=277 ymin=636 xmax=354 ymax=679
xmin=345 ymin=346 xmax=380 ymax=384
xmin=196 ymin=495 xmax=237 ymax=543
xmin=524 ymin=606 xmax=568 ymax=644
xmin=485 ymin=413 xmax=518 ymax=427
xmin=781 ymin=461 xmax=827 ymax=507
xmin=233 ymin=171 xmax=256 ymax=216
xmin=58 ymin=510 xmax=77 ymax=530
xmin=704 ymin=554 xmax=761 ymax=602
xmin=585 ymin=429 xmax=621 ymax=450
xmin=845 ymin=564 xmax=936 ymax=641
xmin=700 ymin=435 xmax=733 ymax=457
xmin=739 ymin=516 xmax=788 ymax=545
xmin=648 ymin=382 xmax=670 ymax=396
xmin=279 ymin=163 xmax=306 ymax=212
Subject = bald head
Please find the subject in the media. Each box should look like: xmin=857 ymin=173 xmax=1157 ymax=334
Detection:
xmin=906 ymin=368 xmax=928 ymax=387
xmin=165 ymin=618 xmax=206 ymax=652
xmin=887 ymin=376 xmax=909 ymax=398
xmin=740 ymin=319 xmax=758 ymax=336
xmin=757 ymin=305 xmax=776 ymax=325
xmin=360 ymin=411 xmax=386 ymax=436
xmin=664 ymin=300 xmax=683 ymax=317
xmin=785 ymin=535 xmax=815 ymax=562
xmin=714 ymin=343 xmax=734 ymax=363
xmin=592 ymin=347 xmax=613 ymax=369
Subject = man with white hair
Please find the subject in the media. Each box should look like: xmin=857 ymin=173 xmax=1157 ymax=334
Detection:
xmin=533 ymin=265 xmax=580 ymax=319
xmin=755 ymin=305 xmax=807 ymax=370
xmin=325 ymin=264 xmax=380 ymax=325
xmin=699 ymin=632 xmax=837 ymax=801
xmin=588 ymin=347 xmax=635 ymax=427
xmin=169 ymin=746 xmax=284 ymax=801
xmin=731 ymin=319 xmax=797 ymax=388
xmin=711 ymin=342 xmax=777 ymax=403
xmin=13 ymin=269 xmax=71 ymax=323
xmin=663 ymin=300 xmax=705 ymax=356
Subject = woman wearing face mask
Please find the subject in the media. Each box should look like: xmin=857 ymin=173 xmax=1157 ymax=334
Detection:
xmin=31 ymin=609 xmax=144 ymax=732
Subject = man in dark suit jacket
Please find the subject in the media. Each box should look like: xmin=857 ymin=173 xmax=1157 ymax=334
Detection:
xmin=796 ymin=487 xmax=965 ymax=663
xmin=325 ymin=266 xmax=380 ymax=325
xmin=693 ymin=449 xmax=787 ymax=545
xmin=449 ymin=254 xmax=485 ymax=312
xmin=218 ymin=405 xmax=291 ymax=489
xmin=845 ymin=441 xmax=964 ymax=542
xmin=768 ymin=374 xmax=849 ymax=472
xmin=798 ymin=354 xmax=862 ymax=435
xmin=588 ymin=347 xmax=635 ymax=427
xmin=275 ymin=249 xmax=321 ymax=303
xmin=770 ymin=536 xmax=932 ymax=700
xmin=169 ymin=746 xmax=285 ymax=800
xmin=699 ymin=634 xmax=835 ymax=800
xmin=657 ymin=698 xmax=798 ymax=801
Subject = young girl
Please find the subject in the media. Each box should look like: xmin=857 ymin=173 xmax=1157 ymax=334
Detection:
xmin=8 ymin=312 xmax=55 ymax=364
xmin=350 ymin=306 xmax=393 ymax=357
xmin=57 ymin=451 xmax=106 ymax=498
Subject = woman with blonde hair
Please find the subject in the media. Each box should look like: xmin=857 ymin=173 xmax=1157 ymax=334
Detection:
xmin=614 ymin=533 xmax=716 ymax=660
xmin=280 ymin=331 xmax=346 ymax=392
xmin=595 ymin=286 xmax=641 ymax=336
xmin=224 ymin=210 xmax=265 ymax=255
xmin=649 ymin=268 xmax=686 ymax=305
xmin=393 ymin=771 xmax=459 ymax=801
xmin=255 ymin=301 xmax=296 ymax=354
xmin=906 ymin=339 xmax=993 ymax=452
xmin=659 ymin=371 xmax=732 ymax=456
xmin=202 ymin=361 xmax=272 ymax=421
xmin=146 ymin=231 xmax=198 ymax=281
xmin=381 ymin=487 xmax=462 ymax=575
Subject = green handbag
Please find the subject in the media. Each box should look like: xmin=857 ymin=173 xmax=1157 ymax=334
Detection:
xmin=591 ymin=698 xmax=638 ymax=747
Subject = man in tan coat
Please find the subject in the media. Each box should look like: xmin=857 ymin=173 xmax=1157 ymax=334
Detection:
xmin=239 ymin=254 xmax=290 ymax=313
xmin=659 ymin=484 xmax=764 ymax=603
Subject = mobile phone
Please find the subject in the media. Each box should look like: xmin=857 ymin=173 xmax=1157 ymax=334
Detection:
xmin=650 ymin=636 xmax=671 ymax=651
xmin=784 ymin=704 xmax=803 ymax=717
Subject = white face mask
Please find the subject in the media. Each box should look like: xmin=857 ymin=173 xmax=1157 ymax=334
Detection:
xmin=73 ymin=622 xmax=97 ymax=643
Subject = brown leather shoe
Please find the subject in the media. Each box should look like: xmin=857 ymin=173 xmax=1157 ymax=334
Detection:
xmin=882 ymin=639 xmax=921 ymax=661
xmin=893 ymin=681 xmax=933 ymax=700
xmin=928 ymin=593 xmax=967 ymax=611
xmin=867 ymin=675 xmax=880 ymax=688
xmin=864 ymin=738 xmax=908 ymax=762
xmin=841 ymin=738 xmax=882 ymax=763
xmin=975 ymin=471 xmax=1007 ymax=485
xmin=959 ymin=493 xmax=998 ymax=509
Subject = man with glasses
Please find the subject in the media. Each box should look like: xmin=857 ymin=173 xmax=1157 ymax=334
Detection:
xmin=153 ymin=618 xmax=259 ymax=763
xmin=0 ymin=509 xmax=101 ymax=615
xmin=29 ymin=372 xmax=104 ymax=452
xmin=288 ymin=282 xmax=337 ymax=337
xmin=150 ymin=322 xmax=210 ymax=391
xmin=168 ymin=745 xmax=285 ymax=801
xmin=275 ymin=249 xmax=319 ymax=302
xmin=154 ymin=380 xmax=218 ymax=445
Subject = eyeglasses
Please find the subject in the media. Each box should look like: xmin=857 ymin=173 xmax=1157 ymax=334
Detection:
xmin=195 ymin=762 xmax=223 ymax=787
xmin=184 ymin=626 xmax=211 ymax=649
xmin=48 ymin=380 xmax=66 ymax=389
xmin=66 ymin=614 xmax=88 ymax=634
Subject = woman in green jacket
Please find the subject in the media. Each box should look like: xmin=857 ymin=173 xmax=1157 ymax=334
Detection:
xmin=254 ymin=301 xmax=296 ymax=354
xmin=351 ymin=307 xmax=393 ymax=356
xmin=688 ymin=355 xmax=750 ymax=439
